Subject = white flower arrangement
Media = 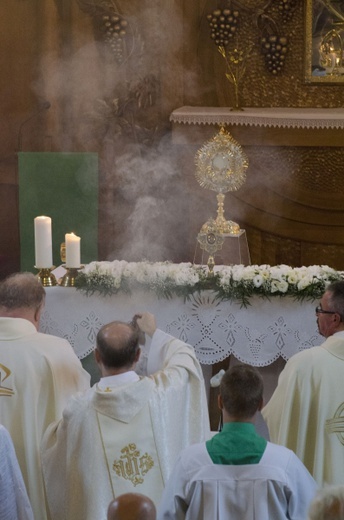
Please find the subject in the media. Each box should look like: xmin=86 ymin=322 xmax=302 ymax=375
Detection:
xmin=75 ymin=260 xmax=344 ymax=306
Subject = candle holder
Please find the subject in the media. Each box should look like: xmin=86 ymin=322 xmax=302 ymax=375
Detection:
xmin=59 ymin=265 xmax=84 ymax=287
xmin=35 ymin=267 xmax=57 ymax=287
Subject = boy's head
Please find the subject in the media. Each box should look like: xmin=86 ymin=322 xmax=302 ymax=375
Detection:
xmin=219 ymin=364 xmax=264 ymax=421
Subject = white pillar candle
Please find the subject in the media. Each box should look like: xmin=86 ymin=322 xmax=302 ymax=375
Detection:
xmin=65 ymin=232 xmax=81 ymax=268
xmin=34 ymin=216 xmax=53 ymax=268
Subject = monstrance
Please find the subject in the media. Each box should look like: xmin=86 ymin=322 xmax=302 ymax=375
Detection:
xmin=195 ymin=126 xmax=249 ymax=273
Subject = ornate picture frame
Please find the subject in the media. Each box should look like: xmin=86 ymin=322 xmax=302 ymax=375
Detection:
xmin=305 ymin=0 xmax=344 ymax=83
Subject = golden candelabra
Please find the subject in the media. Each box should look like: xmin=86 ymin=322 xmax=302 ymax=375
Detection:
xmin=58 ymin=242 xmax=83 ymax=287
xmin=59 ymin=266 xmax=84 ymax=287
xmin=35 ymin=267 xmax=57 ymax=287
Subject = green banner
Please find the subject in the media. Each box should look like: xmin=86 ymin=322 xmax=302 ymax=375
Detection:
xmin=19 ymin=152 xmax=98 ymax=272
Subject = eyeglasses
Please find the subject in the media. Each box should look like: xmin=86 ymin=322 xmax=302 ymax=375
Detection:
xmin=315 ymin=305 xmax=336 ymax=315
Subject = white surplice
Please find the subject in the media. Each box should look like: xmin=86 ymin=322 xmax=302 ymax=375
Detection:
xmin=0 ymin=317 xmax=90 ymax=520
xmin=0 ymin=425 xmax=34 ymax=520
xmin=262 ymin=334 xmax=344 ymax=486
xmin=157 ymin=441 xmax=318 ymax=520
xmin=41 ymin=329 xmax=211 ymax=520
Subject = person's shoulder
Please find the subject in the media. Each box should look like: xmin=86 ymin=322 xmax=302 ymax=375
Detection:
xmin=263 ymin=442 xmax=298 ymax=472
xmin=34 ymin=332 xmax=79 ymax=360
xmin=266 ymin=441 xmax=309 ymax=468
xmin=263 ymin=443 xmax=317 ymax=490
xmin=284 ymin=343 xmax=324 ymax=369
xmin=62 ymin=387 xmax=95 ymax=418
xmin=177 ymin=442 xmax=209 ymax=467
xmin=266 ymin=441 xmax=293 ymax=456
xmin=36 ymin=331 xmax=72 ymax=347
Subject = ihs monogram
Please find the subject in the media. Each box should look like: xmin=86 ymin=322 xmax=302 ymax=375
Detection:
xmin=113 ymin=443 xmax=154 ymax=486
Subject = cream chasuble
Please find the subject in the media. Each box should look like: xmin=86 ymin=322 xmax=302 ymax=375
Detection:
xmin=42 ymin=329 xmax=211 ymax=520
xmin=263 ymin=335 xmax=344 ymax=486
xmin=0 ymin=317 xmax=90 ymax=520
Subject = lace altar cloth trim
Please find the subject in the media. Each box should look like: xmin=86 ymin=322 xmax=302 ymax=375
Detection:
xmin=170 ymin=106 xmax=344 ymax=129
xmin=40 ymin=287 xmax=322 ymax=367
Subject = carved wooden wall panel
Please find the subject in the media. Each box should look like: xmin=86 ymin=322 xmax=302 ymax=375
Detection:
xmin=1 ymin=0 xmax=344 ymax=276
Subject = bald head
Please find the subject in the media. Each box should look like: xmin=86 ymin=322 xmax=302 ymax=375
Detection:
xmin=96 ymin=321 xmax=140 ymax=372
xmin=107 ymin=493 xmax=156 ymax=520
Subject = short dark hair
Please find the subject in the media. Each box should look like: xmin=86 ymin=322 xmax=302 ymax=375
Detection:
xmin=96 ymin=321 xmax=140 ymax=370
xmin=220 ymin=364 xmax=263 ymax=419
xmin=0 ymin=272 xmax=45 ymax=311
xmin=326 ymin=281 xmax=344 ymax=322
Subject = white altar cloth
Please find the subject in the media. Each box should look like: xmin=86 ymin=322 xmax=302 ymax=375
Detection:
xmin=40 ymin=288 xmax=322 ymax=367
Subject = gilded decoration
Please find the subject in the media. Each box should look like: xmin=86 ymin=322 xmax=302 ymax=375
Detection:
xmin=112 ymin=443 xmax=154 ymax=486
xmin=326 ymin=402 xmax=344 ymax=445
xmin=0 ymin=363 xmax=14 ymax=397
xmin=305 ymin=0 xmax=344 ymax=83
xmin=77 ymin=0 xmax=133 ymax=65
xmin=203 ymin=0 xmax=298 ymax=108
xmin=200 ymin=1 xmax=344 ymax=106
xmin=195 ymin=127 xmax=248 ymax=193
xmin=194 ymin=127 xmax=249 ymax=271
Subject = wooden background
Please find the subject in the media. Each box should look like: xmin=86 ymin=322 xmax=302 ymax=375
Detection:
xmin=1 ymin=0 xmax=344 ymax=278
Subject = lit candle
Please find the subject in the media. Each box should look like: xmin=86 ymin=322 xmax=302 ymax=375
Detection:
xmin=65 ymin=232 xmax=81 ymax=268
xmin=34 ymin=216 xmax=53 ymax=268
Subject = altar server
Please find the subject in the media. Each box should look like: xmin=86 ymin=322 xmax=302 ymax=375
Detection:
xmin=42 ymin=312 xmax=211 ymax=520
xmin=263 ymin=280 xmax=344 ymax=486
xmin=158 ymin=364 xmax=317 ymax=520
xmin=0 ymin=272 xmax=90 ymax=520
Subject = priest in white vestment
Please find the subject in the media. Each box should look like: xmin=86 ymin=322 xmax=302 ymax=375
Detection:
xmin=263 ymin=280 xmax=344 ymax=486
xmin=0 ymin=273 xmax=91 ymax=520
xmin=41 ymin=312 xmax=211 ymax=520
xmin=0 ymin=424 xmax=34 ymax=520
xmin=158 ymin=364 xmax=317 ymax=520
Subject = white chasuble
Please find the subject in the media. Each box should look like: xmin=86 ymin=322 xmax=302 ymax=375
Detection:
xmin=263 ymin=336 xmax=344 ymax=486
xmin=42 ymin=329 xmax=211 ymax=520
xmin=96 ymin=404 xmax=164 ymax=503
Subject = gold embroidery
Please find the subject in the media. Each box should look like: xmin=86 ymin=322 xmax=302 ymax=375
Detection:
xmin=96 ymin=384 xmax=113 ymax=393
xmin=325 ymin=402 xmax=344 ymax=445
xmin=0 ymin=364 xmax=14 ymax=396
xmin=113 ymin=443 xmax=154 ymax=486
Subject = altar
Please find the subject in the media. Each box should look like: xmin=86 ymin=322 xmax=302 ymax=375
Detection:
xmin=41 ymin=286 xmax=322 ymax=366
xmin=41 ymin=282 xmax=324 ymax=429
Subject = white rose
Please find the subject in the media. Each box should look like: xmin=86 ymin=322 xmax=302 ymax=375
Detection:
xmin=253 ymin=274 xmax=264 ymax=288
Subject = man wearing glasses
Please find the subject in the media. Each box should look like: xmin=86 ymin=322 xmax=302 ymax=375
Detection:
xmin=263 ymin=280 xmax=344 ymax=487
